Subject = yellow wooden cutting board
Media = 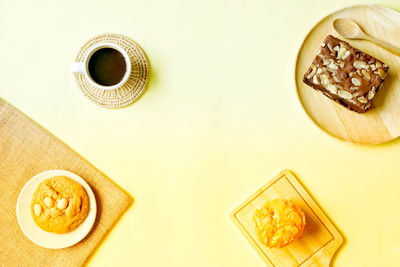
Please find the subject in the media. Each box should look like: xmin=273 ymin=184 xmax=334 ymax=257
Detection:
xmin=231 ymin=170 xmax=343 ymax=266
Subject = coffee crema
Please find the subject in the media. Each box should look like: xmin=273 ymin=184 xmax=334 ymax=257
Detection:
xmin=88 ymin=48 xmax=127 ymax=86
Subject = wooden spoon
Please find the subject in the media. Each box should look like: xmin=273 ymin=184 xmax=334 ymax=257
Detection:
xmin=333 ymin=18 xmax=400 ymax=57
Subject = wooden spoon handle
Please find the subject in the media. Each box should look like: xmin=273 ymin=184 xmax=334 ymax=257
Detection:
xmin=365 ymin=35 xmax=400 ymax=57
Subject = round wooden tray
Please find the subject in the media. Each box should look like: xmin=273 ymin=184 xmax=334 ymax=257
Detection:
xmin=295 ymin=5 xmax=400 ymax=145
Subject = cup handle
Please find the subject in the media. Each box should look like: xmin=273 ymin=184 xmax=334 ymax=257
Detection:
xmin=70 ymin=62 xmax=85 ymax=73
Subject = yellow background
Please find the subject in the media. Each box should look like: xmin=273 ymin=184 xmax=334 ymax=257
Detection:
xmin=1 ymin=0 xmax=400 ymax=266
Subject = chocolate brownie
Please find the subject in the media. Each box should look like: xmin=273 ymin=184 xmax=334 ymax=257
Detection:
xmin=303 ymin=35 xmax=389 ymax=113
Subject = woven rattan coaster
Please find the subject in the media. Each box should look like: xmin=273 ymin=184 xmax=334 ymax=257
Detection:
xmin=73 ymin=33 xmax=150 ymax=108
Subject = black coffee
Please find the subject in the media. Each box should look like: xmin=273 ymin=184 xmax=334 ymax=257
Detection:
xmin=88 ymin=48 xmax=126 ymax=86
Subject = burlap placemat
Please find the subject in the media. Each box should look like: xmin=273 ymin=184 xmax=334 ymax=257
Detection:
xmin=0 ymin=99 xmax=133 ymax=267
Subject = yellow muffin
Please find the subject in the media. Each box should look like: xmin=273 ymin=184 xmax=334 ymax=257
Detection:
xmin=253 ymin=199 xmax=306 ymax=248
xmin=30 ymin=176 xmax=89 ymax=234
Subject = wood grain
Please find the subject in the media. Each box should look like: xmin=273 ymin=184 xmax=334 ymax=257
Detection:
xmin=295 ymin=5 xmax=400 ymax=144
xmin=231 ymin=170 xmax=343 ymax=267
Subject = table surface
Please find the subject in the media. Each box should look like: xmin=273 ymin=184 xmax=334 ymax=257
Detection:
xmin=1 ymin=0 xmax=400 ymax=266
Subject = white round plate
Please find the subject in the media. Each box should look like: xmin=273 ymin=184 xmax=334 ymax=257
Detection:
xmin=16 ymin=170 xmax=97 ymax=249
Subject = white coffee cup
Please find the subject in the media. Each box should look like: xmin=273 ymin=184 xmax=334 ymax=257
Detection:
xmin=70 ymin=43 xmax=131 ymax=90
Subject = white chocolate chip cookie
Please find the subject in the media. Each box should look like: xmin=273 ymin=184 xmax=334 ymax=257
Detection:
xmin=30 ymin=176 xmax=89 ymax=234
